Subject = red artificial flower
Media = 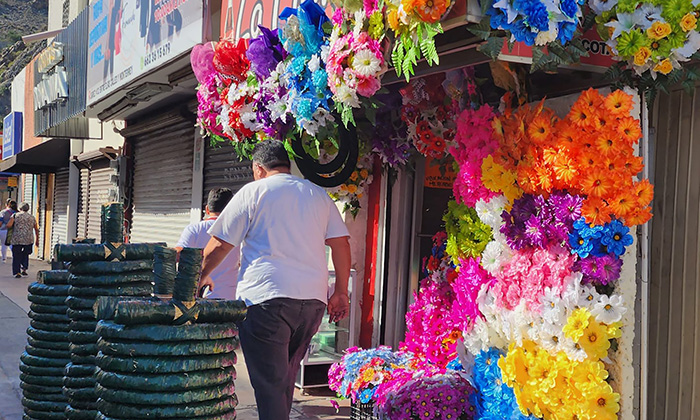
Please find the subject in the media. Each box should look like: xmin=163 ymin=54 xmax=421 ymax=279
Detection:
xmin=214 ymin=38 xmax=251 ymax=80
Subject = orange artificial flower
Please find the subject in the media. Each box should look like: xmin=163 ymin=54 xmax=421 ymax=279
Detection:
xmin=620 ymin=151 xmax=644 ymax=176
xmin=556 ymin=123 xmax=578 ymax=148
xmin=416 ymin=0 xmax=450 ymax=23
xmin=608 ymin=190 xmax=638 ymax=218
xmin=625 ymin=206 xmax=652 ymax=226
xmin=604 ymin=90 xmax=634 ymax=116
xmin=552 ymin=153 xmax=579 ymax=187
xmin=581 ymin=196 xmax=612 ymax=225
xmin=594 ymin=129 xmax=620 ymax=156
xmin=569 ymin=103 xmax=596 ymax=128
xmin=594 ymin=113 xmax=611 ymax=131
xmin=578 ymin=150 xmax=602 ymax=170
xmin=577 ymin=88 xmax=604 ymax=109
xmin=528 ymin=115 xmax=554 ymax=144
xmin=616 ymin=116 xmax=642 ymax=145
xmin=581 ymin=168 xmax=613 ymax=198
xmin=535 ymin=165 xmax=554 ymax=194
xmin=633 ymin=179 xmax=654 ymax=207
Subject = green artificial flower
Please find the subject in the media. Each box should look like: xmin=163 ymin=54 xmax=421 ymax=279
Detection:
xmin=661 ymin=0 xmax=694 ymax=22
xmin=368 ymin=11 xmax=384 ymax=40
xmin=649 ymin=37 xmax=675 ymax=58
xmin=616 ymin=0 xmax=642 ymax=14
xmin=616 ymin=29 xmax=652 ymax=57
xmin=443 ymin=201 xmax=492 ymax=262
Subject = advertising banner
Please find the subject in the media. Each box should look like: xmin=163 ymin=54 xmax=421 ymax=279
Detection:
xmin=3 ymin=112 xmax=23 ymax=160
xmin=87 ymin=0 xmax=204 ymax=105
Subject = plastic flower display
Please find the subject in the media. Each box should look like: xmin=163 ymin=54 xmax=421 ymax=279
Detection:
xmin=327 ymin=152 xmax=374 ymax=217
xmin=328 ymin=346 xmax=413 ymax=403
xmin=485 ymin=0 xmax=584 ymax=47
xmin=593 ymin=0 xmax=700 ymax=76
xmin=328 ymin=0 xmax=388 ymax=126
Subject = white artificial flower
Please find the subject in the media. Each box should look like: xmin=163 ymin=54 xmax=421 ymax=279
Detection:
xmin=605 ymin=13 xmax=637 ymax=40
xmin=632 ymin=4 xmax=663 ymax=30
xmin=308 ymin=55 xmax=320 ymax=72
xmin=463 ymin=318 xmax=490 ymax=355
xmin=540 ymin=330 xmax=563 ymax=354
xmin=578 ymin=284 xmax=601 ymax=310
xmin=560 ymin=338 xmax=588 ymax=362
xmin=353 ymin=10 xmax=365 ymax=36
xmin=540 ymin=286 xmax=566 ymax=325
xmin=352 ymin=49 xmax=382 ymax=77
xmin=320 ymin=45 xmax=330 ymax=63
xmin=591 ymin=294 xmax=627 ymax=324
xmin=535 ymin=27 xmax=559 ymax=46
xmin=334 ymin=84 xmax=361 ymax=108
xmin=673 ymin=30 xmax=700 ymax=60
xmin=481 ymin=241 xmax=504 ymax=275
xmin=589 ymin=0 xmax=617 ymax=15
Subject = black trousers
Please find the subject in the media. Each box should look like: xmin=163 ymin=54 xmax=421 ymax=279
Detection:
xmin=11 ymin=244 xmax=32 ymax=275
xmin=238 ymin=298 xmax=326 ymax=420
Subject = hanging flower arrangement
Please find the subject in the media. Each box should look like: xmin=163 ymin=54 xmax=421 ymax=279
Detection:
xmin=327 ymin=152 xmax=374 ymax=217
xmin=593 ymin=0 xmax=700 ymax=76
xmin=328 ymin=0 xmax=388 ymax=126
xmin=485 ymin=0 xmax=584 ymax=47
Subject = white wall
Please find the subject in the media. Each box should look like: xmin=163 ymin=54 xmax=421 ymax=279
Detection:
xmin=11 ymin=68 xmax=26 ymax=113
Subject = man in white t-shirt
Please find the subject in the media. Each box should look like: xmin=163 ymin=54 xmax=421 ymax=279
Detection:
xmin=199 ymin=140 xmax=351 ymax=420
xmin=175 ymin=188 xmax=239 ymax=299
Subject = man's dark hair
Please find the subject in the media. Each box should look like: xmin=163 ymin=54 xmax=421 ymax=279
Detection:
xmin=252 ymin=140 xmax=291 ymax=170
xmin=9 ymin=201 xmax=17 ymax=211
xmin=207 ymin=188 xmax=234 ymax=213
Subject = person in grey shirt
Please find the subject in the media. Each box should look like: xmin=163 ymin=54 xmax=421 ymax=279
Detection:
xmin=0 ymin=200 xmax=17 ymax=263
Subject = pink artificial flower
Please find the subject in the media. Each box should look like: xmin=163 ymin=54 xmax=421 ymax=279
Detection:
xmin=356 ymin=76 xmax=381 ymax=97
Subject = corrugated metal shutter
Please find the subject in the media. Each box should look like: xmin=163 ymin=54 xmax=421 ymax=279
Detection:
xmin=648 ymin=88 xmax=700 ymax=420
xmin=23 ymin=174 xmax=33 ymax=207
xmin=77 ymin=167 xmax=89 ymax=239
xmin=86 ymin=162 xmax=115 ymax=241
xmin=202 ymin=142 xmax=254 ymax=208
xmin=129 ymin=116 xmax=194 ymax=246
xmin=37 ymin=175 xmax=47 ymax=259
xmin=50 ymin=168 xmax=70 ymax=255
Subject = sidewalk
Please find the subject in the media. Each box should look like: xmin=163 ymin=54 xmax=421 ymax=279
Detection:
xmin=0 ymin=258 xmax=349 ymax=420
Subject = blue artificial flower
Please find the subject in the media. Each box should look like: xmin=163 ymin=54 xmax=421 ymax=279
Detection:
xmin=446 ymin=357 xmax=464 ymax=371
xmin=560 ymin=0 xmax=578 ymax=18
xmin=569 ymin=230 xmax=593 ymax=258
xmin=600 ymin=219 xmax=633 ymax=257
xmin=287 ymin=56 xmax=307 ymax=77
xmin=523 ymin=0 xmax=550 ymax=32
xmin=509 ymin=20 xmax=537 ymax=46
xmin=474 ymin=348 xmax=503 ymax=386
xmin=557 ymin=21 xmax=577 ymax=44
xmin=312 ymin=69 xmax=328 ymax=91
xmin=487 ymin=7 xmax=511 ymax=31
xmin=359 ymin=387 xmax=374 ymax=403
xmin=573 ymin=217 xmax=603 ymax=239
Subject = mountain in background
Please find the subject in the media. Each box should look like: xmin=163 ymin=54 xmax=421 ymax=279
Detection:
xmin=0 ymin=0 xmax=49 ymax=126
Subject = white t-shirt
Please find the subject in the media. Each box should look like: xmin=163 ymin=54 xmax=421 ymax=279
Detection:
xmin=208 ymin=173 xmax=350 ymax=306
xmin=177 ymin=218 xmax=240 ymax=300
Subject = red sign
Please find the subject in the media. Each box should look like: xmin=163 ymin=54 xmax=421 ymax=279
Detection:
xmin=498 ymin=29 xmax=615 ymax=71
xmin=220 ymin=0 xmax=332 ymax=40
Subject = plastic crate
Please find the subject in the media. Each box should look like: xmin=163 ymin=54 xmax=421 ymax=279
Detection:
xmin=350 ymin=401 xmax=378 ymax=420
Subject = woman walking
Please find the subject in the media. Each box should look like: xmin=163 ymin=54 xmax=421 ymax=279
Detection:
xmin=0 ymin=200 xmax=17 ymax=262
xmin=7 ymin=203 xmax=39 ymax=278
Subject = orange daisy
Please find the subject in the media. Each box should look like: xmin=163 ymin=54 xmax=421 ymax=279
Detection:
xmin=416 ymin=0 xmax=450 ymax=23
xmin=552 ymin=153 xmax=578 ymax=187
xmin=621 ymin=152 xmax=644 ymax=176
xmin=577 ymin=150 xmax=602 ymax=172
xmin=633 ymin=179 xmax=654 ymax=207
xmin=528 ymin=116 xmax=554 ymax=144
xmin=625 ymin=206 xmax=652 ymax=226
xmin=609 ymin=190 xmax=638 ymax=218
xmin=577 ymin=88 xmax=604 ymax=109
xmin=581 ymin=168 xmax=613 ymax=198
xmin=569 ymin=103 xmax=595 ymax=128
xmin=535 ymin=165 xmax=554 ymax=193
xmin=594 ymin=129 xmax=620 ymax=156
xmin=616 ymin=116 xmax=642 ymax=145
xmin=604 ymin=90 xmax=634 ymax=116
xmin=556 ymin=123 xmax=579 ymax=148
xmin=581 ymin=196 xmax=612 ymax=225
xmin=594 ymin=113 xmax=611 ymax=131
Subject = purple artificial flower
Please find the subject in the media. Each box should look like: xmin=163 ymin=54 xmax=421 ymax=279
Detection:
xmin=573 ymin=256 xmax=603 ymax=284
xmin=247 ymin=26 xmax=288 ymax=80
xmin=552 ymin=193 xmax=583 ymax=223
xmin=524 ymin=215 xmax=546 ymax=248
xmin=598 ymin=254 xmax=623 ymax=285
xmin=509 ymin=195 xmax=537 ymax=224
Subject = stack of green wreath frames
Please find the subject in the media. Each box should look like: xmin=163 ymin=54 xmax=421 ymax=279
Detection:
xmin=21 ymin=270 xmax=72 ymax=420
xmin=93 ymin=247 xmax=246 ymax=420
xmin=55 ymin=243 xmax=163 ymax=420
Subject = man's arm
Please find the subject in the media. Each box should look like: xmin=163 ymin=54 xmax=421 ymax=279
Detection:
xmin=326 ymin=236 xmax=351 ymax=322
xmin=198 ymin=236 xmax=235 ymax=293
xmin=34 ymin=219 xmax=40 ymax=246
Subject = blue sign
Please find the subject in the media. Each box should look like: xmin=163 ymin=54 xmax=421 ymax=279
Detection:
xmin=3 ymin=112 xmax=23 ymax=160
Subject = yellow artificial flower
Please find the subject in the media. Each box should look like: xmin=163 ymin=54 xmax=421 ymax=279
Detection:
xmin=347 ymin=184 xmax=358 ymax=194
xmin=360 ymin=169 xmax=369 ymax=178
xmin=646 ymin=21 xmax=672 ymax=40
xmin=563 ymin=308 xmax=591 ymax=341
xmin=586 ymin=382 xmax=621 ymax=420
xmin=340 ymin=184 xmax=348 ymax=191
xmin=606 ymin=321 xmax=623 ymax=338
xmin=680 ymin=13 xmax=698 ymax=32
xmin=350 ymin=171 xmax=359 ymax=181
xmin=579 ymin=321 xmax=611 ymax=360
xmin=654 ymin=58 xmax=674 ymax=75
xmin=633 ymin=46 xmax=652 ymax=66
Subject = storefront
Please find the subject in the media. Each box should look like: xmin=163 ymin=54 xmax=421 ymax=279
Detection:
xmin=73 ymin=149 xmax=120 ymax=241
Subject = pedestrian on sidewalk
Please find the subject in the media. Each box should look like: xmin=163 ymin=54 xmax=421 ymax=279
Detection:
xmin=7 ymin=202 xmax=39 ymax=278
xmin=199 ymin=140 xmax=352 ymax=420
xmin=175 ymin=187 xmax=239 ymax=299
xmin=0 ymin=199 xmax=17 ymax=263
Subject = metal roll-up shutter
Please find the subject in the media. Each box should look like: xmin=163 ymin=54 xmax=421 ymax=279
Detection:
xmin=129 ymin=115 xmax=194 ymax=246
xmin=86 ymin=160 xmax=116 ymax=241
xmin=77 ymin=167 xmax=89 ymax=239
xmin=23 ymin=174 xmax=34 ymax=206
xmin=50 ymin=168 xmax=70 ymax=255
xmin=203 ymin=143 xmax=254 ymax=207
xmin=37 ymin=175 xmax=48 ymax=259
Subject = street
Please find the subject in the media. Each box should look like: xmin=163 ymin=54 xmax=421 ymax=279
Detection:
xmin=0 ymin=258 xmax=349 ymax=420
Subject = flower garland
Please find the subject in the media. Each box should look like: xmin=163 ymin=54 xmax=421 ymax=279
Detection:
xmin=486 ymin=0 xmax=584 ymax=47
xmin=594 ymin=0 xmax=700 ymax=76
xmin=328 ymin=0 xmax=387 ymax=126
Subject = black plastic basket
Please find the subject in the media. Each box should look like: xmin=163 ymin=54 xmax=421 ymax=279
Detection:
xmin=350 ymin=401 xmax=378 ymax=420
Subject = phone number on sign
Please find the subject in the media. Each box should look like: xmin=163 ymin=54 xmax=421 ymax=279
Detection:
xmin=143 ymin=43 xmax=171 ymax=67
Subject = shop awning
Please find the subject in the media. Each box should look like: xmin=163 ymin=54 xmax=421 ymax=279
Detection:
xmin=0 ymin=138 xmax=70 ymax=173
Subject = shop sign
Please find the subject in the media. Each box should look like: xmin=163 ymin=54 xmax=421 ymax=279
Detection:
xmin=220 ymin=0 xmax=331 ymax=40
xmin=36 ymin=43 xmax=64 ymax=74
xmin=87 ymin=0 xmax=204 ymax=105
xmin=424 ymin=157 xmax=457 ymax=189
xmin=7 ymin=177 xmax=18 ymax=187
xmin=34 ymin=67 xmax=69 ymax=110
xmin=498 ymin=29 xmax=615 ymax=71
xmin=2 ymin=112 xmax=23 ymax=160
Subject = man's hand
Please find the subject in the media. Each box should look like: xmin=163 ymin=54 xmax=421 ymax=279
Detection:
xmin=328 ymin=292 xmax=350 ymax=323
xmin=198 ymin=275 xmax=215 ymax=296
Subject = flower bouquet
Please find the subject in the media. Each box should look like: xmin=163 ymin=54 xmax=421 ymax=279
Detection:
xmin=593 ymin=0 xmax=700 ymax=76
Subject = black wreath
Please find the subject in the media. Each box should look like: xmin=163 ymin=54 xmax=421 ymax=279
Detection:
xmin=290 ymin=118 xmax=359 ymax=188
